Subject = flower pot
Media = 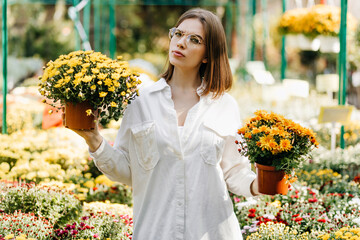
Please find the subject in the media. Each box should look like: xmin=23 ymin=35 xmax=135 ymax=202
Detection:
xmin=318 ymin=36 xmax=340 ymax=53
xmin=296 ymin=34 xmax=320 ymax=51
xmin=64 ymin=101 xmax=95 ymax=130
xmin=255 ymin=163 xmax=289 ymax=195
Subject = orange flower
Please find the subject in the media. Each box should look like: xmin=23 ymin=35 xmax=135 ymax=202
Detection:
xmin=279 ymin=139 xmax=292 ymax=151
xmin=259 ymin=135 xmax=273 ymax=150
xmin=259 ymin=126 xmax=270 ymax=134
xmin=252 ymin=128 xmax=261 ymax=134
xmin=244 ymin=132 xmax=252 ymax=139
xmin=238 ymin=127 xmax=246 ymax=135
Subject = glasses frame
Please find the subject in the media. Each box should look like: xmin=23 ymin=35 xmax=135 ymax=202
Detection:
xmin=169 ymin=27 xmax=206 ymax=46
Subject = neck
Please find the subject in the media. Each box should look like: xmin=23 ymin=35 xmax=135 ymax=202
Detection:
xmin=169 ymin=67 xmax=202 ymax=91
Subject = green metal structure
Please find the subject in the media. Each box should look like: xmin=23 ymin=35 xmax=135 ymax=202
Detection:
xmin=280 ymin=0 xmax=286 ymax=81
xmin=1 ymin=0 xmax=239 ymax=134
xmin=2 ymin=0 xmax=8 ymax=134
xmin=338 ymin=0 xmax=348 ymax=149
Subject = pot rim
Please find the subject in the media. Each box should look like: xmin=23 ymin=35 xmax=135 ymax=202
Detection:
xmin=255 ymin=163 xmax=282 ymax=172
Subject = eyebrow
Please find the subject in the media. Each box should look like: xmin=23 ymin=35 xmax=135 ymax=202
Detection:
xmin=177 ymin=28 xmax=205 ymax=41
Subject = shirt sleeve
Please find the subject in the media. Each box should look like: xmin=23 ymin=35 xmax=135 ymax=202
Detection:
xmin=89 ymin=104 xmax=134 ymax=186
xmin=220 ymin=135 xmax=256 ymax=198
xmin=217 ymin=94 xmax=256 ymax=198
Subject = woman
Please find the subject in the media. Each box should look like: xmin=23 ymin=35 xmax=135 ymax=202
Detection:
xmin=68 ymin=8 xmax=260 ymax=240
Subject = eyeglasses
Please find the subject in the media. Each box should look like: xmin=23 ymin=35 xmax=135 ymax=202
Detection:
xmin=169 ymin=27 xmax=205 ymax=46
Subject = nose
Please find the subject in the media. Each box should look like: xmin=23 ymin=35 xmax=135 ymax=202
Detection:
xmin=176 ymin=36 xmax=187 ymax=49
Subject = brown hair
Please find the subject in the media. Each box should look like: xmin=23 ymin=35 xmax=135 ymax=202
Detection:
xmin=161 ymin=8 xmax=233 ymax=98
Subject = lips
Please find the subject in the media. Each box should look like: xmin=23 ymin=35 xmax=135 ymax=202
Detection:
xmin=172 ymin=50 xmax=185 ymax=57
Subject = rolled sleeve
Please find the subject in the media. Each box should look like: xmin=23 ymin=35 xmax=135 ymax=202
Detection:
xmin=88 ymin=104 xmax=136 ymax=186
xmin=220 ymin=136 xmax=257 ymax=198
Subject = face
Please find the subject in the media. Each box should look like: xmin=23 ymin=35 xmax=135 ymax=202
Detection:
xmin=168 ymin=18 xmax=207 ymax=71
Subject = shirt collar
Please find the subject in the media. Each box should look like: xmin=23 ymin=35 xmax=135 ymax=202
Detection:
xmin=148 ymin=78 xmax=213 ymax=103
xmin=150 ymin=78 xmax=207 ymax=95
xmin=147 ymin=78 xmax=169 ymax=93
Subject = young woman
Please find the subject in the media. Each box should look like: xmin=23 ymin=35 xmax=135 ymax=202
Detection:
xmin=68 ymin=8 xmax=260 ymax=240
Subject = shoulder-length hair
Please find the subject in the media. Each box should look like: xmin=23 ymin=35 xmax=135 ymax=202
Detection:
xmin=161 ymin=8 xmax=233 ymax=98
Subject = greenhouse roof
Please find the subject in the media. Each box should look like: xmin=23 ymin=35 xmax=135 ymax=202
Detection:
xmin=8 ymin=0 xmax=230 ymax=6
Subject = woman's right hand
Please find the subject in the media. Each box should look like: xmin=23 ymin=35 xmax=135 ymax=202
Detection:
xmin=61 ymin=107 xmax=103 ymax=152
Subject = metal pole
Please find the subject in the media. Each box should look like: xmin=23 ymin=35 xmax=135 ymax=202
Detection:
xmin=84 ymin=0 xmax=91 ymax=38
xmin=225 ymin=1 xmax=232 ymax=58
xmin=102 ymin=1 xmax=108 ymax=54
xmin=236 ymin=0 xmax=241 ymax=59
xmin=339 ymin=0 xmax=347 ymax=149
xmin=250 ymin=0 xmax=256 ymax=61
xmin=109 ymin=0 xmax=116 ymax=59
xmin=280 ymin=0 xmax=286 ymax=81
xmin=73 ymin=0 xmax=81 ymax=50
xmin=261 ymin=0 xmax=268 ymax=69
xmin=2 ymin=0 xmax=8 ymax=134
xmin=94 ymin=0 xmax=101 ymax=51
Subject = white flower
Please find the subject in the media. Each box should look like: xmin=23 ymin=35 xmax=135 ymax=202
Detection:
xmin=353 ymin=218 xmax=360 ymax=226
xmin=349 ymin=197 xmax=360 ymax=206
xmin=235 ymin=197 xmax=258 ymax=210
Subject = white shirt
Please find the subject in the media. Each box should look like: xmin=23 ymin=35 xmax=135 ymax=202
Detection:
xmin=90 ymin=78 xmax=256 ymax=240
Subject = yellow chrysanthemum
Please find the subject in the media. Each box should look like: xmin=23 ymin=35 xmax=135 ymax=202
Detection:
xmin=259 ymin=135 xmax=273 ymax=150
xmin=104 ymin=78 xmax=113 ymax=86
xmin=279 ymin=139 xmax=292 ymax=151
xmin=252 ymin=128 xmax=261 ymax=134
xmin=110 ymin=102 xmax=117 ymax=107
xmin=112 ymin=73 xmax=120 ymax=80
xmin=99 ymin=92 xmax=108 ymax=97
xmin=86 ymin=109 xmax=92 ymax=116
xmin=91 ymin=68 xmax=100 ymax=74
xmin=98 ymin=73 xmax=107 ymax=80
xmin=82 ymin=75 xmax=92 ymax=83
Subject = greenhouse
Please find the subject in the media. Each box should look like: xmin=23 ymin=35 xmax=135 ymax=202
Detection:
xmin=1 ymin=0 xmax=360 ymax=239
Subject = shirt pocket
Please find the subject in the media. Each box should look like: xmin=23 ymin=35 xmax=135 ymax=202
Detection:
xmin=200 ymin=123 xmax=225 ymax=166
xmin=131 ymin=121 xmax=160 ymax=171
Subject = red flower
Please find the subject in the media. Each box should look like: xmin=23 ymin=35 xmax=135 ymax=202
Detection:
xmin=248 ymin=213 xmax=256 ymax=218
xmin=249 ymin=209 xmax=256 ymax=214
xmin=317 ymin=219 xmax=326 ymax=223
xmin=353 ymin=175 xmax=360 ymax=183
xmin=308 ymin=198 xmax=317 ymax=203
xmin=294 ymin=217 xmax=303 ymax=222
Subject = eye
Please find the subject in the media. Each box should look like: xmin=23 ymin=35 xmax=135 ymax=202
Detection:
xmin=174 ymin=30 xmax=183 ymax=37
xmin=189 ymin=35 xmax=201 ymax=44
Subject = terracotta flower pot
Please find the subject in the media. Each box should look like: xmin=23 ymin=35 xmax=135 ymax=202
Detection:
xmin=255 ymin=163 xmax=289 ymax=195
xmin=64 ymin=101 xmax=95 ymax=130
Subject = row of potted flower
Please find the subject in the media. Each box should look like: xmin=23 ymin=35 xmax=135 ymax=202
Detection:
xmin=278 ymin=5 xmax=357 ymax=38
xmin=232 ymin=168 xmax=360 ymax=239
xmin=0 ymin=180 xmax=133 ymax=240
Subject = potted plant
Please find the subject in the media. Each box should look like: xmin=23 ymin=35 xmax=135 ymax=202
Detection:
xmin=278 ymin=5 xmax=357 ymax=52
xmin=38 ymin=50 xmax=141 ymax=129
xmin=236 ymin=110 xmax=319 ymax=195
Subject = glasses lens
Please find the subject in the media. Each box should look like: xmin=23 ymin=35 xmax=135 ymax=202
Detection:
xmin=174 ymin=29 xmax=183 ymax=38
xmin=169 ymin=28 xmax=175 ymax=39
xmin=188 ymin=35 xmax=201 ymax=45
xmin=169 ymin=27 xmax=204 ymax=46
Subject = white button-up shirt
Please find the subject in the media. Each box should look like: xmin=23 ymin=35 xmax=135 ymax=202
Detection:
xmin=90 ymin=78 xmax=256 ymax=240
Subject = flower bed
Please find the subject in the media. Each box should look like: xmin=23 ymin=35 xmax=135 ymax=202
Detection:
xmin=233 ymin=169 xmax=360 ymax=239
xmin=0 ymin=181 xmax=133 ymax=240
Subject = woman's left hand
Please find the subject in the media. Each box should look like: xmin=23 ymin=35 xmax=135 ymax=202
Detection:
xmin=250 ymin=178 xmax=260 ymax=196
